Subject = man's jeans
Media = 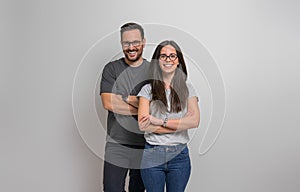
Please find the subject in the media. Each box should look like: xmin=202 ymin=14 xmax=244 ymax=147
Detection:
xmin=141 ymin=142 xmax=191 ymax=192
xmin=103 ymin=142 xmax=145 ymax=192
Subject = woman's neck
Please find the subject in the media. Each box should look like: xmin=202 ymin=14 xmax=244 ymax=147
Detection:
xmin=163 ymin=72 xmax=175 ymax=89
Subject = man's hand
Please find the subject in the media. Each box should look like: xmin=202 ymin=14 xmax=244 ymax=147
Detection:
xmin=101 ymin=93 xmax=138 ymax=115
xmin=126 ymin=95 xmax=139 ymax=108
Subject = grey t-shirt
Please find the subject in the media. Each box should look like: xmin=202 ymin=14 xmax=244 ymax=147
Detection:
xmin=137 ymin=81 xmax=198 ymax=145
xmin=100 ymin=58 xmax=150 ymax=146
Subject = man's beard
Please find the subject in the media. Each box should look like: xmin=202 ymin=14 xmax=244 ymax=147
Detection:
xmin=124 ymin=48 xmax=143 ymax=62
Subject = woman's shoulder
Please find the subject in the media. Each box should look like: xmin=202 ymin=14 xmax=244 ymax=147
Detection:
xmin=141 ymin=83 xmax=151 ymax=91
xmin=139 ymin=83 xmax=151 ymax=96
xmin=186 ymin=79 xmax=198 ymax=98
xmin=138 ymin=83 xmax=152 ymax=99
xmin=186 ymin=79 xmax=195 ymax=89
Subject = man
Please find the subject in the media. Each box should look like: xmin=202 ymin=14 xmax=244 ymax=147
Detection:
xmin=100 ymin=22 xmax=149 ymax=192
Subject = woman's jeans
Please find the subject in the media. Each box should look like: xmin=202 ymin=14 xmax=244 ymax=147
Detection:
xmin=141 ymin=142 xmax=191 ymax=192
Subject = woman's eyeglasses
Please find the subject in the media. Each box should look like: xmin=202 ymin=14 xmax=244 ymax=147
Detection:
xmin=159 ymin=54 xmax=178 ymax=61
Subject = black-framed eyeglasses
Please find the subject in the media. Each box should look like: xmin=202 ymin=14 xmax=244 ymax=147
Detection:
xmin=121 ymin=40 xmax=142 ymax=48
xmin=159 ymin=54 xmax=178 ymax=61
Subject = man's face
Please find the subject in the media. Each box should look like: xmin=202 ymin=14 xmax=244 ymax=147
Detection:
xmin=121 ymin=29 xmax=145 ymax=63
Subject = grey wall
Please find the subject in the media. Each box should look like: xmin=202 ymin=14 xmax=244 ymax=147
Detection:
xmin=1 ymin=0 xmax=300 ymax=191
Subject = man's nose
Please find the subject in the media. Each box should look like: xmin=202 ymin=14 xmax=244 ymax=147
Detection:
xmin=128 ymin=43 xmax=135 ymax=49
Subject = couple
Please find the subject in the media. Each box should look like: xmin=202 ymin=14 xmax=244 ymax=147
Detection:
xmin=100 ymin=22 xmax=200 ymax=192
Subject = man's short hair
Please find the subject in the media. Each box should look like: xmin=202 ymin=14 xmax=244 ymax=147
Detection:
xmin=120 ymin=22 xmax=144 ymax=40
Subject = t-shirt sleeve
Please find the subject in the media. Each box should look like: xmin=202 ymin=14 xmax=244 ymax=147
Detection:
xmin=137 ymin=84 xmax=152 ymax=101
xmin=100 ymin=63 xmax=115 ymax=94
xmin=187 ymin=81 xmax=198 ymax=100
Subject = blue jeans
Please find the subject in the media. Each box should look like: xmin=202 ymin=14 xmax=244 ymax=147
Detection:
xmin=141 ymin=143 xmax=191 ymax=192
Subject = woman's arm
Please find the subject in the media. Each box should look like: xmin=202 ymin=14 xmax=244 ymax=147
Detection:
xmin=138 ymin=96 xmax=200 ymax=133
xmin=164 ymin=96 xmax=200 ymax=131
xmin=138 ymin=97 xmax=175 ymax=134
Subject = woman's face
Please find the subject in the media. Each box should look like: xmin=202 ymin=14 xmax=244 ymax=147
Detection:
xmin=158 ymin=45 xmax=179 ymax=75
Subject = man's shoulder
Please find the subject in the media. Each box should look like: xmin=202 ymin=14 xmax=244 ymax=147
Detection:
xmin=105 ymin=58 xmax=126 ymax=68
xmin=142 ymin=59 xmax=150 ymax=65
xmin=140 ymin=59 xmax=150 ymax=70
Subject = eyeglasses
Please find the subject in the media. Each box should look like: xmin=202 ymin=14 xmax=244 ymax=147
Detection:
xmin=121 ymin=40 xmax=142 ymax=48
xmin=159 ymin=53 xmax=178 ymax=61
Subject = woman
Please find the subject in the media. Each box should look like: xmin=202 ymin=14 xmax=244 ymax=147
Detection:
xmin=137 ymin=40 xmax=200 ymax=192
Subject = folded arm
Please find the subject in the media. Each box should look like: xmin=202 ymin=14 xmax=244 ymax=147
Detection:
xmin=101 ymin=93 xmax=138 ymax=115
xmin=138 ymin=96 xmax=200 ymax=133
xmin=138 ymin=97 xmax=175 ymax=134
xmin=125 ymin=95 xmax=139 ymax=108
xmin=164 ymin=96 xmax=200 ymax=131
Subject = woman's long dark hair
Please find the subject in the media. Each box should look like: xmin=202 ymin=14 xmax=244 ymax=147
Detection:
xmin=150 ymin=40 xmax=189 ymax=113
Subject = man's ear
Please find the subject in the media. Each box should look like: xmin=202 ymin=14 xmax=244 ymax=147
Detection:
xmin=142 ymin=38 xmax=146 ymax=47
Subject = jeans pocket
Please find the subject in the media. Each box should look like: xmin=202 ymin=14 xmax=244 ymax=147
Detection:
xmin=141 ymin=149 xmax=165 ymax=169
xmin=174 ymin=147 xmax=190 ymax=161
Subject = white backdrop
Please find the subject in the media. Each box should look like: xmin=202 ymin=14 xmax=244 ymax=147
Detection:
xmin=1 ymin=0 xmax=300 ymax=191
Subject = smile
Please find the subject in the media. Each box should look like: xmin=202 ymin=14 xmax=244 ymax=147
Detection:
xmin=128 ymin=50 xmax=137 ymax=56
xmin=163 ymin=64 xmax=175 ymax=67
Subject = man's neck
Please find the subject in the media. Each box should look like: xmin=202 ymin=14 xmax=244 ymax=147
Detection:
xmin=125 ymin=57 xmax=144 ymax=67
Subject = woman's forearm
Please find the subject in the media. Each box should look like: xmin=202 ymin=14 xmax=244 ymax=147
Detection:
xmin=143 ymin=124 xmax=176 ymax=134
xmin=164 ymin=115 xmax=199 ymax=131
xmin=165 ymin=96 xmax=200 ymax=131
xmin=138 ymin=96 xmax=200 ymax=132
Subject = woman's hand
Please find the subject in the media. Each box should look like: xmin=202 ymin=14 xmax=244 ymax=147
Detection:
xmin=138 ymin=114 xmax=164 ymax=132
xmin=138 ymin=115 xmax=150 ymax=131
xmin=149 ymin=115 xmax=164 ymax=126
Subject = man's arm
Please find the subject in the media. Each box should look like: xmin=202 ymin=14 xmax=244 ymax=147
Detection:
xmin=101 ymin=93 xmax=138 ymax=115
xmin=125 ymin=95 xmax=139 ymax=108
